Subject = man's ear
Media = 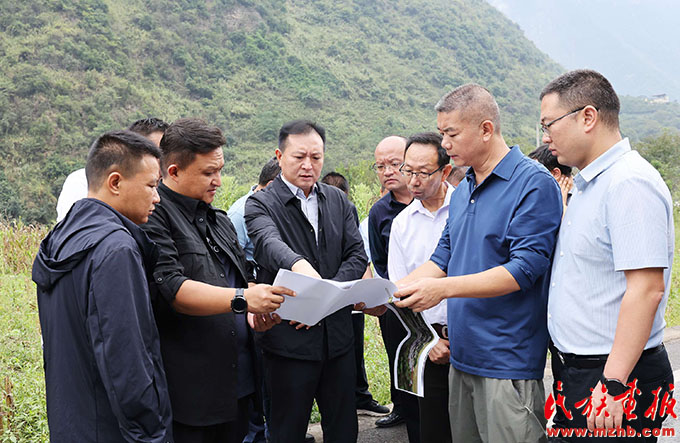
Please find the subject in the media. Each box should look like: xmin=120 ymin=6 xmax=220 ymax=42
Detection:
xmin=106 ymin=171 xmax=123 ymax=196
xmin=551 ymin=167 xmax=562 ymax=179
xmin=275 ymin=149 xmax=283 ymax=162
xmin=480 ymin=120 xmax=494 ymax=141
xmin=166 ymin=164 xmax=179 ymax=182
xmin=583 ymin=105 xmax=598 ymax=133
xmin=442 ymin=164 xmax=453 ymax=182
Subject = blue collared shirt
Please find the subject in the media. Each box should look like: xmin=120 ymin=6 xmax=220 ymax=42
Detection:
xmin=227 ymin=186 xmax=257 ymax=262
xmin=430 ymin=145 xmax=562 ymax=379
xmin=548 ymin=138 xmax=674 ymax=355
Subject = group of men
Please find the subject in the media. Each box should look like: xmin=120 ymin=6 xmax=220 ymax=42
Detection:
xmin=33 ymin=67 xmax=673 ymax=443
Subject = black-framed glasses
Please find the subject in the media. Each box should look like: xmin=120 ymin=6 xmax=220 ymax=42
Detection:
xmin=371 ymin=161 xmax=402 ymax=173
xmin=399 ymin=164 xmax=445 ymax=180
xmin=540 ymin=106 xmax=587 ymax=135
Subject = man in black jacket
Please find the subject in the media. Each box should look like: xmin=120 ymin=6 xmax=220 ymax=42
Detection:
xmin=245 ymin=120 xmax=374 ymax=443
xmin=32 ymin=130 xmax=172 ymax=442
xmin=141 ymin=118 xmax=294 ymax=443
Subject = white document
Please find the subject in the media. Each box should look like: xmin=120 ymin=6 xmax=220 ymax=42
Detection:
xmin=272 ymin=269 xmax=395 ymax=325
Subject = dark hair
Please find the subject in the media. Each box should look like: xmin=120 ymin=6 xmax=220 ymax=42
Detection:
xmin=528 ymin=144 xmax=572 ymax=176
xmin=159 ymin=118 xmax=226 ymax=172
xmin=434 ymin=84 xmax=501 ymax=133
xmin=128 ymin=117 xmax=169 ymax=136
xmin=86 ymin=130 xmax=161 ymax=191
xmin=321 ymin=171 xmax=349 ymax=194
xmin=278 ymin=120 xmax=326 ymax=152
xmin=258 ymin=157 xmax=281 ymax=186
xmin=540 ymin=69 xmax=620 ymax=129
xmin=404 ymin=132 xmax=450 ymax=168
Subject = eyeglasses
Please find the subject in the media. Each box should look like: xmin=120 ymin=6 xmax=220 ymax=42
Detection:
xmin=371 ymin=161 xmax=402 ymax=173
xmin=540 ymin=106 xmax=587 ymax=135
xmin=399 ymin=164 xmax=445 ymax=180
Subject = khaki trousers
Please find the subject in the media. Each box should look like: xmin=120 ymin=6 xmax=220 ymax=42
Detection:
xmin=448 ymin=366 xmax=547 ymax=443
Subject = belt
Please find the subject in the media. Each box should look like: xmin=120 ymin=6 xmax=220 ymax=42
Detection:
xmin=431 ymin=323 xmax=448 ymax=339
xmin=550 ymin=342 xmax=664 ymax=369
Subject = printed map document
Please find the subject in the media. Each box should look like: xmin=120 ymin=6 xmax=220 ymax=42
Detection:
xmin=272 ymin=269 xmax=440 ymax=397
xmin=272 ymin=269 xmax=395 ymax=325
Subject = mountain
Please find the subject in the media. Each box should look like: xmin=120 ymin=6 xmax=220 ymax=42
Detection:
xmin=488 ymin=0 xmax=680 ymax=101
xmin=0 ymin=0 xmax=640 ymax=223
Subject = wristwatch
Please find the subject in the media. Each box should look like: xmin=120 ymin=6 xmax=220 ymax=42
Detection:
xmin=600 ymin=374 xmax=629 ymax=397
xmin=231 ymin=288 xmax=247 ymax=314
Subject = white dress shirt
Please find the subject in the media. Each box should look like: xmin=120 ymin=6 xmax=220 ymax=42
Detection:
xmin=388 ymin=183 xmax=454 ymax=325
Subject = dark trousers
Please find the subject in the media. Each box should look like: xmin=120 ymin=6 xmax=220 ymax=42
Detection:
xmin=419 ymin=360 xmax=451 ymax=443
xmin=549 ymin=344 xmax=673 ymax=442
xmin=264 ymin=349 xmax=358 ymax=443
xmin=353 ymin=312 xmax=375 ymax=407
xmin=379 ymin=309 xmax=421 ymax=442
xmin=173 ymin=395 xmax=250 ymax=443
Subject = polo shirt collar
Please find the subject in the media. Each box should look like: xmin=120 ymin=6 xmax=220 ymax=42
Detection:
xmin=575 ymin=138 xmax=630 ymax=189
xmin=466 ymin=145 xmax=522 ymax=183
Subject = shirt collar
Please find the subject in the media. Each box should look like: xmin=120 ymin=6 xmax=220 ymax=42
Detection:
xmin=409 ymin=182 xmax=454 ymax=217
xmin=574 ymin=138 xmax=631 ymax=190
xmin=466 ymin=145 xmax=522 ymax=183
xmin=280 ymin=173 xmax=318 ymax=200
xmin=159 ymin=181 xmax=214 ymax=222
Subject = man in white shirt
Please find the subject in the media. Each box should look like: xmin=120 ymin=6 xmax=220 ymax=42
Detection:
xmin=388 ymin=132 xmax=453 ymax=443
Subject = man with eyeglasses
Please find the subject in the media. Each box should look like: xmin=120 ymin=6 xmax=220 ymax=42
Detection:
xmin=394 ymin=84 xmax=562 ymax=442
xmin=388 ymin=132 xmax=453 ymax=443
xmin=367 ymin=135 xmax=419 ymax=432
xmin=542 ymin=69 xmax=674 ymax=441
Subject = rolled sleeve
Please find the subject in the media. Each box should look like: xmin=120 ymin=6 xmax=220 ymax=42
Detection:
xmin=503 ymin=176 xmax=562 ymax=291
xmin=429 ymin=217 xmax=451 ymax=273
xmin=142 ymin=206 xmax=189 ymax=304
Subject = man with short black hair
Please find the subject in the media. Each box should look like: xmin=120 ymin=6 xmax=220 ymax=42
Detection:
xmin=56 ymin=117 xmax=169 ymax=222
xmin=33 ymin=130 xmax=172 ymax=442
xmin=529 ymin=144 xmax=573 ymax=211
xmin=396 ymin=84 xmax=562 ymax=442
xmin=245 ymin=120 xmax=370 ymax=443
xmin=142 ymin=118 xmax=294 ymax=443
xmin=542 ymin=69 xmax=674 ymax=440
xmin=389 ymin=132 xmax=452 ymax=443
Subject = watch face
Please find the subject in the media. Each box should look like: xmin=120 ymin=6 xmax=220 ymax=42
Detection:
xmin=232 ymin=295 xmax=247 ymax=313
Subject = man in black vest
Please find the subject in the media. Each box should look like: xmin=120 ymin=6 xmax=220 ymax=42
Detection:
xmin=142 ymin=118 xmax=294 ymax=443
xmin=245 ymin=120 xmax=371 ymax=443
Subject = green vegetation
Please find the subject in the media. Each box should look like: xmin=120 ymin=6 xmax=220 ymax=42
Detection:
xmin=1 ymin=0 xmax=564 ymax=223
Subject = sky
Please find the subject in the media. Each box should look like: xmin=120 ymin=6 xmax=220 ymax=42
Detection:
xmin=488 ymin=0 xmax=680 ymax=100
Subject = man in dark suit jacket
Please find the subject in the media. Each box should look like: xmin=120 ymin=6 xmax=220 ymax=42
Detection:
xmin=142 ymin=118 xmax=294 ymax=443
xmin=245 ymin=120 xmax=378 ymax=443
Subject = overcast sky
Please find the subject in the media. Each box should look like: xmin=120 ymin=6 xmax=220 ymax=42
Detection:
xmin=488 ymin=0 xmax=680 ymax=100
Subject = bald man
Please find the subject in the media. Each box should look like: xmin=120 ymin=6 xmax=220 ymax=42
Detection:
xmin=367 ymin=136 xmax=420 ymax=436
xmin=394 ymin=84 xmax=562 ymax=442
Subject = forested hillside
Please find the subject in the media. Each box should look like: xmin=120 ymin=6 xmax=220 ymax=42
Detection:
xmin=0 ymin=0 xmax=676 ymax=223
